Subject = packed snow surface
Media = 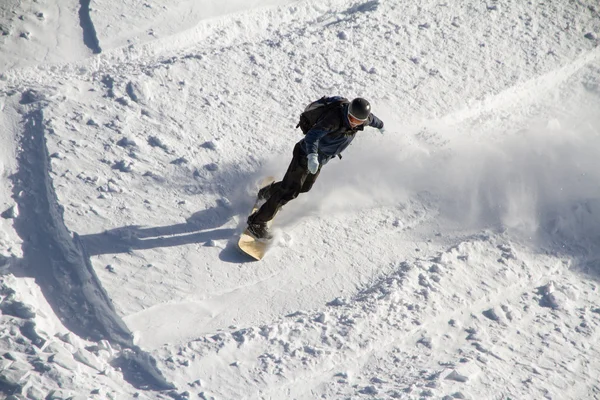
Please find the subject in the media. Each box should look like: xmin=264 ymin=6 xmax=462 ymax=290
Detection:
xmin=1 ymin=0 xmax=599 ymax=399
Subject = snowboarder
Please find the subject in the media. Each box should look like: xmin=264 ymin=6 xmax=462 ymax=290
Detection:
xmin=246 ymin=96 xmax=385 ymax=239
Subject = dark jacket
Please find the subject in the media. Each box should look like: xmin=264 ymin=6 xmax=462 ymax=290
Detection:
xmin=300 ymin=97 xmax=384 ymax=164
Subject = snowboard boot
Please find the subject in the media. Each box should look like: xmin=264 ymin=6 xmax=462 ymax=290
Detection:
xmin=247 ymin=212 xmax=273 ymax=239
xmin=246 ymin=221 xmax=272 ymax=240
xmin=257 ymin=182 xmax=276 ymax=201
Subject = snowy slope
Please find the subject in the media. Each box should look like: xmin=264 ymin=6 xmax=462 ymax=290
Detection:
xmin=0 ymin=0 xmax=90 ymax=73
xmin=1 ymin=0 xmax=600 ymax=399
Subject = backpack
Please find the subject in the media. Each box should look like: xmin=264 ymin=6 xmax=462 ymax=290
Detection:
xmin=296 ymin=96 xmax=348 ymax=134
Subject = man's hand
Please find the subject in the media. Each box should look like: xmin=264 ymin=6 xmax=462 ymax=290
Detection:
xmin=378 ymin=127 xmax=386 ymax=135
xmin=307 ymin=153 xmax=319 ymax=174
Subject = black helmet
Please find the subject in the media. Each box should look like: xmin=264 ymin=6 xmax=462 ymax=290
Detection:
xmin=348 ymin=98 xmax=371 ymax=120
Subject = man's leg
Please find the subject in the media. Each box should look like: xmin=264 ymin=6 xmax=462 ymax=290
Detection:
xmin=300 ymin=164 xmax=321 ymax=193
xmin=258 ymin=181 xmax=280 ymax=200
xmin=249 ymin=143 xmax=308 ymax=225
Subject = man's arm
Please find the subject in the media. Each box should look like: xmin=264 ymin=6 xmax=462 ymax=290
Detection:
xmin=304 ymin=114 xmax=339 ymax=154
xmin=367 ymin=113 xmax=384 ymax=129
xmin=304 ymin=127 xmax=330 ymax=155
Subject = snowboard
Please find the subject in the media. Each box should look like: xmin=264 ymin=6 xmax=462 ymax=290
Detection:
xmin=238 ymin=177 xmax=276 ymax=261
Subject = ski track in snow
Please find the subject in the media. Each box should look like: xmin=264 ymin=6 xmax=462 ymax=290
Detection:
xmin=78 ymin=0 xmax=101 ymax=54
xmin=1 ymin=0 xmax=600 ymax=398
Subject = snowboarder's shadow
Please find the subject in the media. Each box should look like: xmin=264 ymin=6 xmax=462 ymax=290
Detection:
xmin=79 ymin=204 xmax=238 ymax=256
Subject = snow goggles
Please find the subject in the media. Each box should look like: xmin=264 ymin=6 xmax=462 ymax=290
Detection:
xmin=348 ymin=112 xmax=367 ymax=126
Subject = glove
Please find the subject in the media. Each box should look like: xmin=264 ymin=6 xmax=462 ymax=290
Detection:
xmin=378 ymin=127 xmax=386 ymax=135
xmin=307 ymin=153 xmax=319 ymax=174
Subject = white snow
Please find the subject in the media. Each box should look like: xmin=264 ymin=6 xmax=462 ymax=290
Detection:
xmin=1 ymin=0 xmax=600 ymax=399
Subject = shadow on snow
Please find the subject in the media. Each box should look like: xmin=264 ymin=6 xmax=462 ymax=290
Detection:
xmin=78 ymin=203 xmax=256 ymax=263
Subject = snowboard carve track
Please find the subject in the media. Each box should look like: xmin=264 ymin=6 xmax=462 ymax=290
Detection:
xmin=78 ymin=0 xmax=102 ymax=54
xmin=9 ymin=106 xmax=173 ymax=391
xmin=441 ymin=48 xmax=600 ymax=128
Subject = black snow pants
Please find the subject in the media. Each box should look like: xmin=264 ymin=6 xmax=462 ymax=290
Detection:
xmin=249 ymin=142 xmax=321 ymax=224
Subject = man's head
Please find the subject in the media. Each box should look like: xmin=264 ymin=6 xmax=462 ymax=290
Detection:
xmin=348 ymin=98 xmax=371 ymax=128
